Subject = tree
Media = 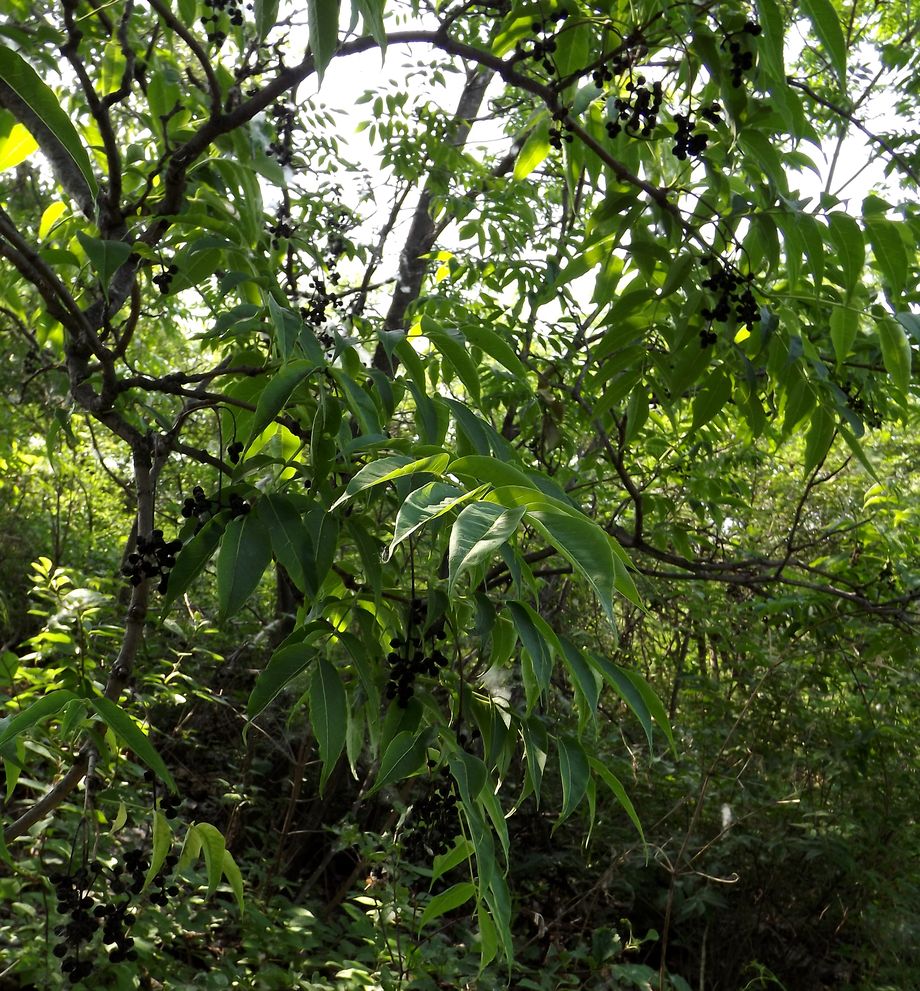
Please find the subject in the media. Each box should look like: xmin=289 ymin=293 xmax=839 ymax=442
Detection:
xmin=1 ymin=0 xmax=918 ymax=986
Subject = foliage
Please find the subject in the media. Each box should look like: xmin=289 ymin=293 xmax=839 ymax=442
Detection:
xmin=1 ymin=0 xmax=919 ymax=987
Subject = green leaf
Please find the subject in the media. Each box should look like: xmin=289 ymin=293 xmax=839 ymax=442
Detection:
xmin=418 ymin=881 xmax=476 ymax=930
xmin=0 ymin=121 xmax=37 ymax=170
xmin=309 ymin=657 xmax=347 ymax=792
xmin=588 ymin=757 xmax=645 ymax=844
xmin=756 ymin=0 xmax=786 ymax=83
xmin=689 ymin=369 xmax=732 ymax=434
xmin=526 ymin=510 xmax=619 ymax=624
xmin=353 ymin=0 xmax=385 ymax=49
xmin=448 ymin=456 xmax=536 ymax=491
xmin=386 ymin=481 xmax=468 ymax=556
xmin=221 ymin=849 xmax=245 ymax=913
xmin=617 ymin=666 xmax=677 ymax=755
xmin=513 ymin=123 xmax=550 ymax=180
xmin=308 ymin=0 xmax=340 ymax=83
xmin=800 ymin=0 xmax=847 ymax=89
xmin=507 ymin=600 xmax=558 ymax=711
xmin=247 ymin=621 xmax=332 ymax=718
xmin=0 ymin=689 xmax=77 ymax=749
xmin=830 ymin=306 xmax=859 ymax=364
xmin=586 ymin=654 xmax=654 ymax=749
xmin=161 ymin=518 xmax=223 ymax=609
xmin=462 ymin=323 xmax=530 ymax=382
xmin=448 ymin=503 xmax=526 ymax=594
xmin=254 ymin=0 xmax=280 ymax=41
xmin=144 ymin=810 xmax=173 ymax=891
xmin=422 ymin=318 xmax=481 ymax=404
xmin=75 ymin=232 xmax=132 ymax=291
xmin=331 ymin=454 xmax=450 ymax=509
xmin=193 ymin=822 xmax=226 ymax=896
xmin=432 ymin=837 xmax=475 ymax=882
xmin=803 ymin=406 xmax=836 ymax=474
xmin=0 ymin=45 xmax=98 ymax=200
xmin=878 ymin=317 xmax=912 ymax=395
xmin=254 ymin=494 xmax=310 ymax=592
xmin=556 ymin=736 xmax=590 ymax=825
xmin=216 ymin=513 xmax=272 ymax=618
xmin=373 ymin=728 xmax=432 ymax=793
xmin=246 ymin=359 xmax=314 ymax=447
xmin=88 ymin=695 xmax=176 ymax=792
xmin=864 ymin=216 xmax=908 ymax=296
xmin=826 ymin=213 xmax=864 ymax=296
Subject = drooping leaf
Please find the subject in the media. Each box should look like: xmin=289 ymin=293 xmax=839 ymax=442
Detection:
xmin=193 ymin=822 xmax=226 ymax=896
xmin=556 ymin=736 xmax=590 ymax=825
xmin=878 ymin=317 xmax=912 ymax=395
xmin=0 ymin=689 xmax=77 ymax=749
xmin=418 ymin=882 xmax=476 ymax=930
xmin=800 ymin=0 xmax=847 ymax=89
xmin=245 ymin=359 xmax=314 ymax=447
xmin=448 ymin=503 xmax=526 ymax=593
xmin=385 ymin=481 xmax=470 ymax=557
xmin=372 ymin=728 xmax=432 ymax=793
xmin=161 ymin=517 xmax=223 ymax=609
xmin=309 ymin=657 xmax=347 ymax=791
xmin=216 ymin=513 xmax=272 ymax=618
xmin=89 ymin=695 xmax=177 ymax=792
xmin=247 ymin=621 xmax=332 ymax=718
xmin=0 ymin=45 xmax=98 ymax=201
xmin=75 ymin=232 xmax=132 ymax=291
xmin=144 ymin=810 xmax=173 ymax=891
xmin=588 ymin=757 xmax=645 ymax=844
xmin=331 ymin=454 xmax=450 ymax=509
xmin=308 ymin=0 xmax=340 ymax=83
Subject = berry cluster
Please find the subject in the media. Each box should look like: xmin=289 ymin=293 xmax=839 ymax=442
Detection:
xmin=181 ymin=486 xmax=251 ymax=530
xmin=122 ymin=530 xmax=183 ymax=593
xmin=549 ymin=111 xmax=574 ymax=149
xmin=403 ymin=768 xmax=458 ymax=862
xmin=607 ymin=76 xmax=662 ymax=139
xmin=726 ymin=21 xmax=761 ymax=87
xmin=841 ymin=381 xmax=882 ymax=429
xmin=700 ymin=259 xmax=761 ymax=333
xmin=152 ymin=264 xmax=178 ymax=295
xmin=266 ymin=103 xmax=296 ymax=167
xmin=515 ymin=12 xmax=568 ymax=73
xmin=51 ymin=866 xmax=103 ymax=983
xmin=299 ymin=275 xmax=341 ymax=329
xmin=199 ymin=0 xmax=247 ymax=46
xmin=385 ymin=603 xmax=449 ymax=707
xmin=227 ymin=440 xmax=244 ymax=464
xmin=671 ymin=103 xmax=720 ymax=160
xmin=269 ymin=206 xmax=295 ymax=248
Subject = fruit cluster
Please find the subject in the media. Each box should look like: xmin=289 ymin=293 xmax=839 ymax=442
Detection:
xmin=515 ymin=11 xmax=568 ymax=73
xmin=402 ymin=767 xmax=458 ymax=862
xmin=726 ymin=21 xmax=761 ymax=87
xmin=299 ymin=275 xmax=342 ymax=329
xmin=152 ymin=264 xmax=178 ymax=295
xmin=670 ymin=101 xmax=721 ymax=160
xmin=607 ymin=76 xmax=663 ymax=139
xmin=266 ymin=103 xmax=296 ymax=167
xmin=700 ymin=259 xmax=761 ymax=332
xmin=385 ymin=602 xmax=449 ymax=707
xmin=122 ymin=530 xmax=183 ymax=593
xmin=49 ymin=845 xmax=181 ymax=983
xmin=549 ymin=112 xmax=574 ymax=149
xmin=227 ymin=440 xmax=244 ymax=464
xmin=200 ymin=0 xmax=247 ymax=46
xmin=268 ymin=206 xmax=296 ymax=248
xmin=181 ymin=485 xmax=251 ymax=531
